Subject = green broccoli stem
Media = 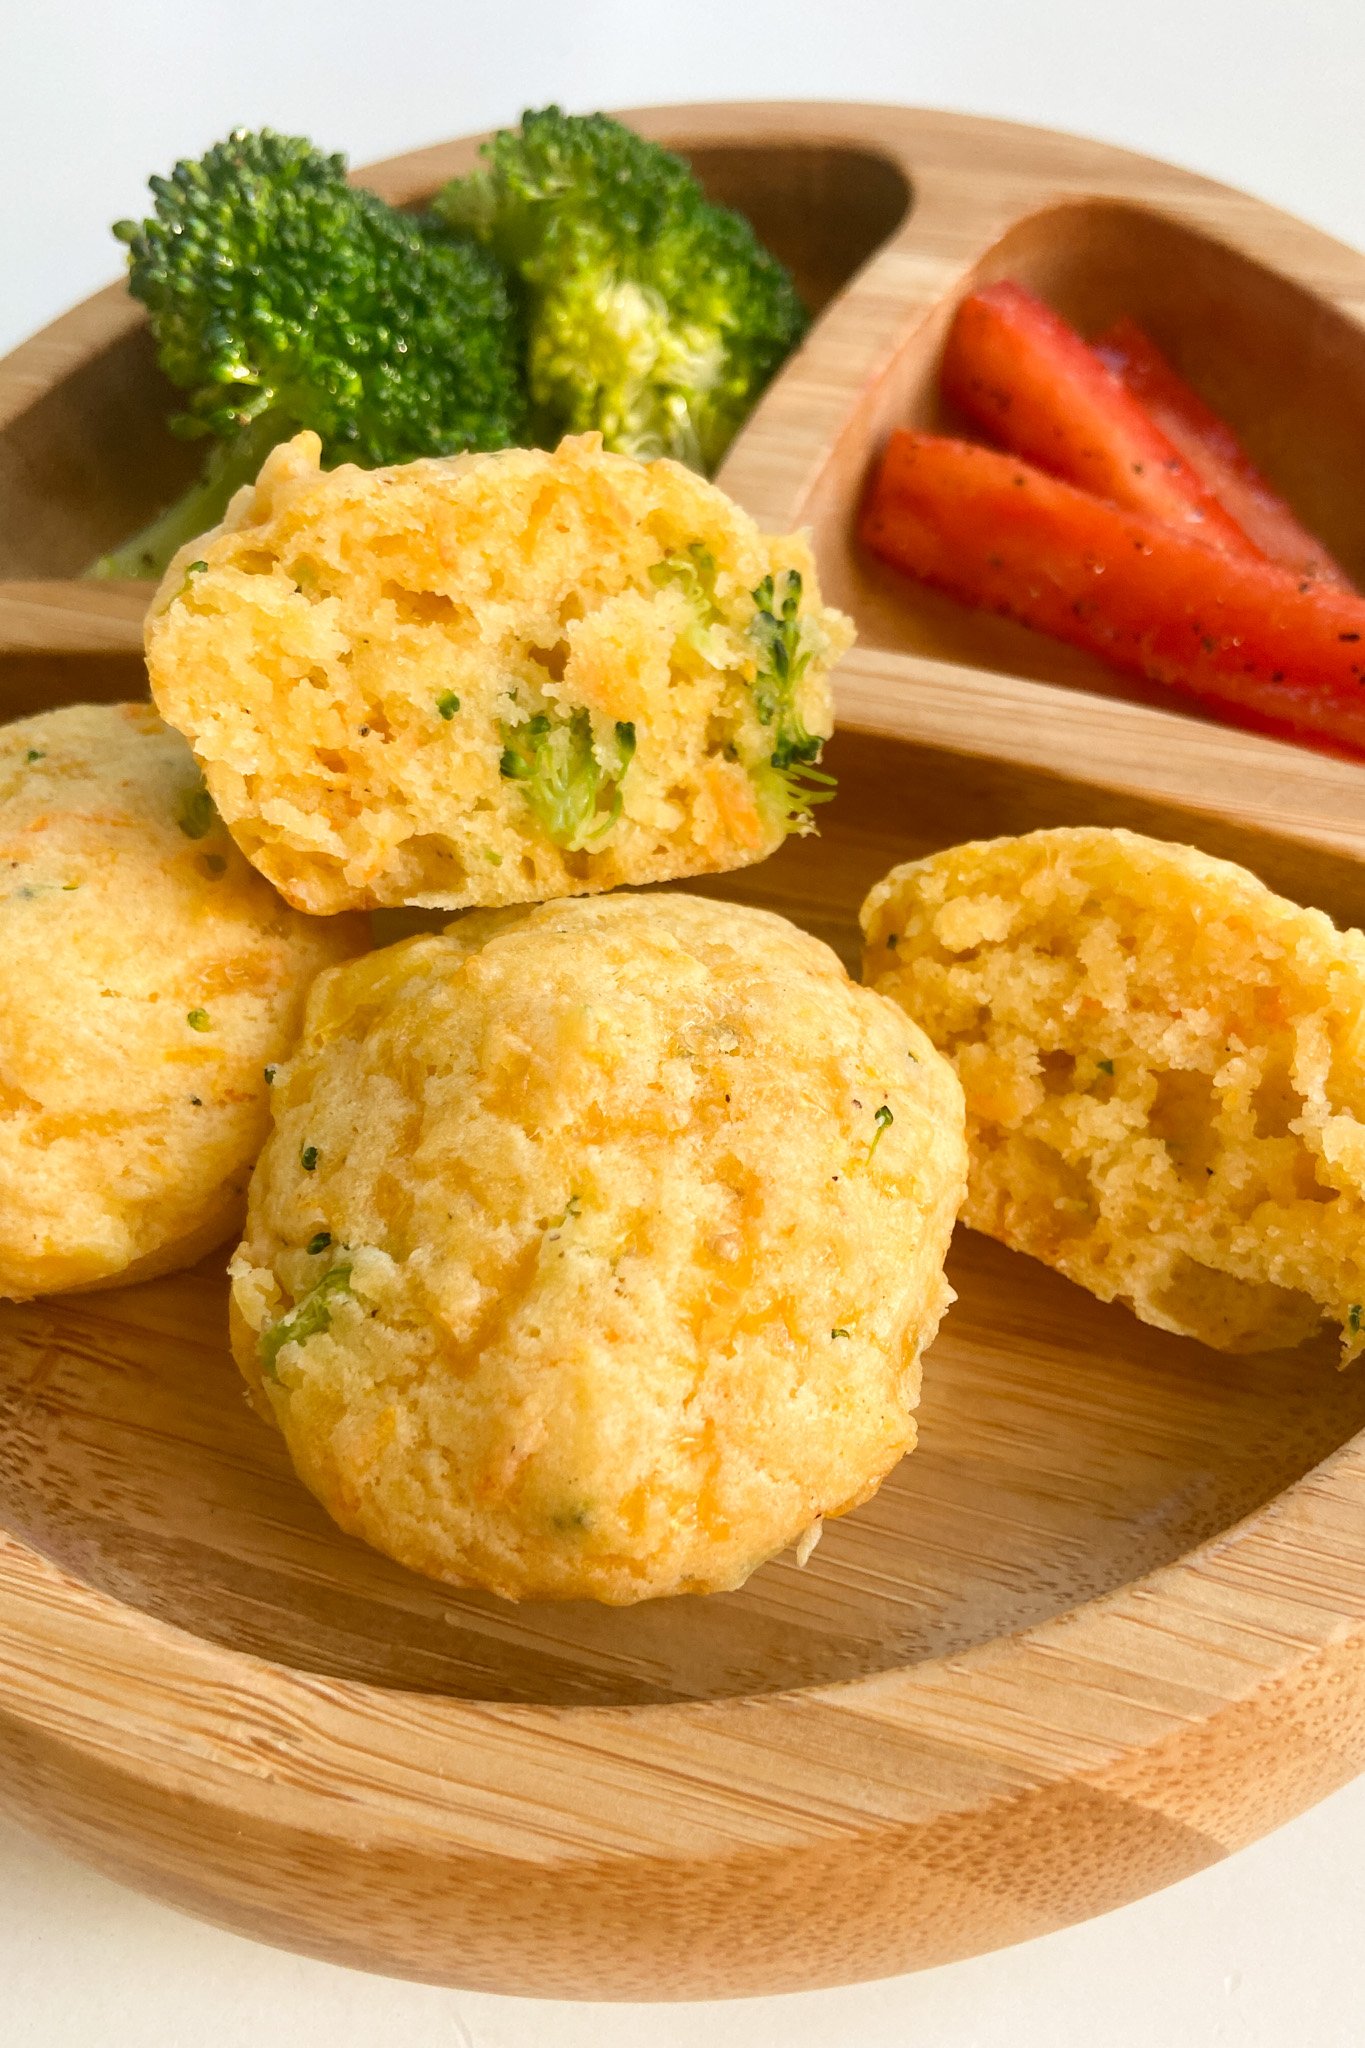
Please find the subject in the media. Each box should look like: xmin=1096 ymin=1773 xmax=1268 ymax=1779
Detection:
xmin=87 ymin=411 xmax=291 ymax=581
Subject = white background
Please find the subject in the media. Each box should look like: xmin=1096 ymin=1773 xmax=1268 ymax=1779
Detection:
xmin=4 ymin=2 xmax=1365 ymax=2041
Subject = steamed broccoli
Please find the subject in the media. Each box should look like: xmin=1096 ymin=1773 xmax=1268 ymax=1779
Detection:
xmin=94 ymin=130 xmax=524 ymax=580
xmin=435 ymin=108 xmax=808 ymax=472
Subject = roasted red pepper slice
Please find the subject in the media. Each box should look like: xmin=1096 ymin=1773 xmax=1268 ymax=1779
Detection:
xmin=1095 ymin=315 xmax=1352 ymax=590
xmin=860 ymin=429 xmax=1365 ymax=756
xmin=941 ymin=282 xmax=1257 ymax=555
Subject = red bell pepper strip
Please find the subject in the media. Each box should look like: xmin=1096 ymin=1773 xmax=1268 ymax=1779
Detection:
xmin=941 ymin=282 xmax=1258 ymax=556
xmin=1094 ymin=315 xmax=1352 ymax=590
xmin=860 ymin=429 xmax=1365 ymax=756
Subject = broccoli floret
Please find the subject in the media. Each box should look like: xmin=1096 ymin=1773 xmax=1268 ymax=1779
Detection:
xmin=648 ymin=544 xmax=733 ymax=667
xmin=435 ymin=107 xmax=808 ymax=473
xmin=499 ymin=708 xmax=636 ymax=848
xmin=93 ymin=129 xmax=525 ymax=580
xmin=745 ymin=570 xmax=837 ymax=826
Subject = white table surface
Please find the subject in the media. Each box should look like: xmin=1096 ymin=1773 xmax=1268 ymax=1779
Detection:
xmin=4 ymin=2 xmax=1365 ymax=2040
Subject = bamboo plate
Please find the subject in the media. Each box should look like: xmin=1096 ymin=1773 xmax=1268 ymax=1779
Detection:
xmin=3 ymin=103 xmax=1365 ymax=2003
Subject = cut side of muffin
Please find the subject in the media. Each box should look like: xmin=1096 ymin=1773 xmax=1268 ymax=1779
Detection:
xmin=863 ymin=826 xmax=1365 ymax=1359
xmin=145 ymin=431 xmax=852 ymax=915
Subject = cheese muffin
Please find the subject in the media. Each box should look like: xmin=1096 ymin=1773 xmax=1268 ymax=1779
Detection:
xmin=0 ymin=703 xmax=366 ymax=1299
xmin=229 ymin=892 xmax=966 ymax=1603
xmin=864 ymin=826 xmax=1365 ymax=1357
xmin=145 ymin=431 xmax=852 ymax=916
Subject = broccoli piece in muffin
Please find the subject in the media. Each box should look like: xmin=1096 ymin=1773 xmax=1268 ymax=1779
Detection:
xmin=746 ymin=570 xmax=839 ymax=826
xmin=499 ymin=710 xmax=637 ymax=849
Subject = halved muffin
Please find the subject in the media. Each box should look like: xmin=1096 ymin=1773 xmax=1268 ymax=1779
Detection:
xmin=864 ymin=826 xmax=1365 ymax=1358
xmin=146 ymin=431 xmax=852 ymax=914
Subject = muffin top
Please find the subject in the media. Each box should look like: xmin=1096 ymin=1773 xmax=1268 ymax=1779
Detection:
xmin=230 ymin=890 xmax=966 ymax=1602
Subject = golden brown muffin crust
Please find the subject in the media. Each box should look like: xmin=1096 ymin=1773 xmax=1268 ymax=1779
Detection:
xmin=0 ymin=702 xmax=367 ymax=1299
xmin=231 ymin=891 xmax=966 ymax=1602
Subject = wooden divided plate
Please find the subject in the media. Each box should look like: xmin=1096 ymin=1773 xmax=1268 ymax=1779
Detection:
xmin=3 ymin=103 xmax=1365 ymax=2001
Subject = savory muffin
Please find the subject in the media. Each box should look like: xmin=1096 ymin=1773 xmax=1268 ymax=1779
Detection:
xmin=0 ymin=703 xmax=366 ymax=1300
xmin=863 ymin=826 xmax=1365 ymax=1357
xmin=145 ymin=430 xmax=852 ymax=916
xmin=229 ymin=892 xmax=966 ymax=1603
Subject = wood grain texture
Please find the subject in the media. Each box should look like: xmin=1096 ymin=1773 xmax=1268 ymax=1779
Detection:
xmin=2 ymin=104 xmax=1365 ymax=2000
